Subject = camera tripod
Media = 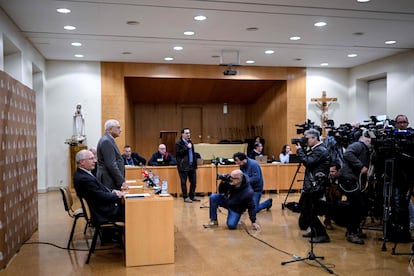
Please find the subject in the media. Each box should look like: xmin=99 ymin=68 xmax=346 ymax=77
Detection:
xmin=281 ymin=191 xmax=334 ymax=274
xmin=281 ymin=162 xmax=303 ymax=210
xmin=200 ymin=161 xmax=220 ymax=209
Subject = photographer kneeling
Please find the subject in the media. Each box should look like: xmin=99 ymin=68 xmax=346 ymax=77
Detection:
xmin=203 ymin=169 xmax=261 ymax=231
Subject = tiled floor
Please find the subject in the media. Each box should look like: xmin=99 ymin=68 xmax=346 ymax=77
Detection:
xmin=1 ymin=191 xmax=414 ymax=276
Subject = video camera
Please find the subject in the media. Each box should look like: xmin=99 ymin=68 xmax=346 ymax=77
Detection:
xmin=291 ymin=119 xmax=321 ymax=147
xmin=217 ymin=173 xmax=231 ymax=182
xmin=325 ymin=123 xmax=355 ymax=148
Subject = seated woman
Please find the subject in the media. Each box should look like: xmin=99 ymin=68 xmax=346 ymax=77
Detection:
xmin=279 ymin=144 xmax=292 ymax=163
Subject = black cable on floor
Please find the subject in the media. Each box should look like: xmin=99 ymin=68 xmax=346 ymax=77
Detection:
xmin=23 ymin=241 xmax=119 ymax=251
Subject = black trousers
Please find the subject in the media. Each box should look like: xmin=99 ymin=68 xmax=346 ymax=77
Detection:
xmin=178 ymin=168 xmax=197 ymax=199
xmin=298 ymin=191 xmax=328 ymax=237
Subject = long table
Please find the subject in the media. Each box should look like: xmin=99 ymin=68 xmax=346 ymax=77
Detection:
xmin=124 ymin=185 xmax=174 ymax=267
xmin=125 ymin=163 xmax=304 ymax=195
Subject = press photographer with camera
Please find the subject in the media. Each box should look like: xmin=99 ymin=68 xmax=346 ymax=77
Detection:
xmin=295 ymin=128 xmax=331 ymax=243
xmin=203 ymin=169 xmax=260 ymax=231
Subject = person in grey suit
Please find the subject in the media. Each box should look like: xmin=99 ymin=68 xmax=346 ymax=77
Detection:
xmin=97 ymin=119 xmax=126 ymax=190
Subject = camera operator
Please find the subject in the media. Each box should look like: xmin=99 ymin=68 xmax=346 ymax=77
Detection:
xmin=338 ymin=129 xmax=371 ymax=244
xmin=233 ymin=152 xmax=273 ymax=213
xmin=392 ymin=115 xmax=414 ymax=236
xmin=295 ymin=129 xmax=331 ymax=243
xmin=203 ymin=169 xmax=260 ymax=231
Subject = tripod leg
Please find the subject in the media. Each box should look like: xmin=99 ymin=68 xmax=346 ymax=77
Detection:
xmin=282 ymin=163 xmax=301 ymax=208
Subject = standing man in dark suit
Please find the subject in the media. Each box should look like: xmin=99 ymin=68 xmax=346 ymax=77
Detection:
xmin=175 ymin=127 xmax=200 ymax=203
xmin=97 ymin=119 xmax=126 ymax=190
xmin=74 ymin=149 xmax=125 ymax=224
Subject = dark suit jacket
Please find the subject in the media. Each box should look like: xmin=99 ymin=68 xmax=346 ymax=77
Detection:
xmin=73 ymin=168 xmax=123 ymax=224
xmin=148 ymin=151 xmax=177 ymax=166
xmin=97 ymin=133 xmax=125 ymax=190
xmin=175 ymin=138 xmax=197 ymax=171
xmin=122 ymin=152 xmax=146 ymax=166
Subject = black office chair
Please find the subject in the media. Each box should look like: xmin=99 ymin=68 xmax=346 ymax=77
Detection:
xmin=79 ymin=197 xmax=124 ymax=264
xmin=59 ymin=187 xmax=87 ymax=249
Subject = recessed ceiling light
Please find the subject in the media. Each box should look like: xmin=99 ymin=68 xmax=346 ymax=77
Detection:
xmin=126 ymin=20 xmax=140 ymax=25
xmin=122 ymin=52 xmax=131 ymax=55
xmin=246 ymin=27 xmax=259 ymax=31
xmin=289 ymin=36 xmax=301 ymax=41
xmin=385 ymin=40 xmax=396 ymax=45
xmin=194 ymin=15 xmax=207 ymax=21
xmin=164 ymin=57 xmax=174 ymax=61
xmin=71 ymin=42 xmax=82 ymax=47
xmin=265 ymin=50 xmax=274 ymax=54
xmin=320 ymin=62 xmax=329 ymax=66
xmin=184 ymin=31 xmax=195 ymax=36
xmin=64 ymin=25 xmax=76 ymax=31
xmin=173 ymin=46 xmax=183 ymax=51
xmin=357 ymin=0 xmax=371 ymax=3
xmin=245 ymin=60 xmax=255 ymax=64
xmin=352 ymin=32 xmax=364 ymax=36
xmin=347 ymin=53 xmax=358 ymax=58
xmin=74 ymin=54 xmax=84 ymax=58
xmin=314 ymin=22 xmax=327 ymax=27
xmin=57 ymin=8 xmax=71 ymax=14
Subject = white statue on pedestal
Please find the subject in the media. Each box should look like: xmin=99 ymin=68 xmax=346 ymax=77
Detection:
xmin=73 ymin=103 xmax=86 ymax=143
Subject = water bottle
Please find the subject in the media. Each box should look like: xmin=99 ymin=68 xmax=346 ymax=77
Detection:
xmin=161 ymin=179 xmax=168 ymax=195
xmin=153 ymin=173 xmax=160 ymax=187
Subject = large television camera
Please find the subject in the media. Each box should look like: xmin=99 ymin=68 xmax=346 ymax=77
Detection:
xmin=291 ymin=119 xmax=321 ymax=147
xmin=325 ymin=123 xmax=356 ymax=148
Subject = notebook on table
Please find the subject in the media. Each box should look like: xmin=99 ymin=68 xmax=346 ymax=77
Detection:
xmin=289 ymin=154 xmax=301 ymax=163
xmin=255 ymin=155 xmax=268 ymax=164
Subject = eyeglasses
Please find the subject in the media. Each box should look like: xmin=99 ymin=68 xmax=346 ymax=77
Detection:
xmin=397 ymin=121 xmax=408 ymax=124
xmin=230 ymin=176 xmax=240 ymax=180
xmin=82 ymin=157 xmax=95 ymax=161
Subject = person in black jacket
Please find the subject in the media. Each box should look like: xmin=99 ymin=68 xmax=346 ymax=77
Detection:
xmin=74 ymin=149 xmax=125 ymax=224
xmin=203 ymin=169 xmax=260 ymax=231
xmin=295 ymin=128 xmax=331 ymax=243
xmin=122 ymin=145 xmax=146 ymax=166
xmin=175 ymin=128 xmax=199 ymax=203
xmin=338 ymin=129 xmax=371 ymax=244
xmin=148 ymin=144 xmax=177 ymax=166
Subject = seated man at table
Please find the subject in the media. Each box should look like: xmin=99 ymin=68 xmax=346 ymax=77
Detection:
xmin=148 ymin=144 xmax=177 ymax=166
xmin=122 ymin=145 xmax=146 ymax=166
xmin=74 ymin=149 xmax=126 ymax=225
xmin=203 ymin=169 xmax=260 ymax=231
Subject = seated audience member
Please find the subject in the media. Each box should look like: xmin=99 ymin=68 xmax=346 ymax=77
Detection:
xmin=203 ymin=169 xmax=260 ymax=231
xmin=248 ymin=142 xmax=264 ymax=159
xmin=89 ymin=146 xmax=98 ymax=176
xmin=74 ymin=149 xmax=125 ymax=224
xmin=122 ymin=145 xmax=146 ymax=166
xmin=279 ymin=144 xmax=292 ymax=163
xmin=148 ymin=144 xmax=177 ymax=166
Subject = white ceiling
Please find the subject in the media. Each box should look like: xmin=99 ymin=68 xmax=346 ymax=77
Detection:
xmin=1 ymin=0 xmax=414 ymax=68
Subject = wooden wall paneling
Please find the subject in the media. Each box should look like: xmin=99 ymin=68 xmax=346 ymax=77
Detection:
xmin=101 ymin=62 xmax=126 ymax=150
xmin=286 ymin=68 xmax=307 ymax=153
xmin=181 ymin=106 xmax=202 ymax=144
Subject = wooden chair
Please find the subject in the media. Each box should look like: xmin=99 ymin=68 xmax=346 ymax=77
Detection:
xmin=79 ymin=197 xmax=124 ymax=264
xmin=59 ymin=187 xmax=87 ymax=249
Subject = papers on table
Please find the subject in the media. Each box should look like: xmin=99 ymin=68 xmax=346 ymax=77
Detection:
xmin=125 ymin=180 xmax=137 ymax=183
xmin=127 ymin=185 xmax=143 ymax=189
xmin=125 ymin=193 xmax=151 ymax=198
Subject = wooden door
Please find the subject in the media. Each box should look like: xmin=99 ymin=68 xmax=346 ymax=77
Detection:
xmin=181 ymin=106 xmax=203 ymax=143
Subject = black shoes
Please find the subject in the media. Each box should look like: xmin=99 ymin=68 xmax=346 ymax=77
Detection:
xmin=346 ymin=234 xmax=364 ymax=244
xmin=266 ymin=198 xmax=273 ymax=211
xmin=311 ymin=235 xmax=330 ymax=243
xmin=302 ymin=231 xmax=315 ymax=238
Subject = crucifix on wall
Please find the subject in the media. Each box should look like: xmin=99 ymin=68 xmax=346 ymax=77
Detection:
xmin=311 ymin=91 xmax=338 ymax=135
